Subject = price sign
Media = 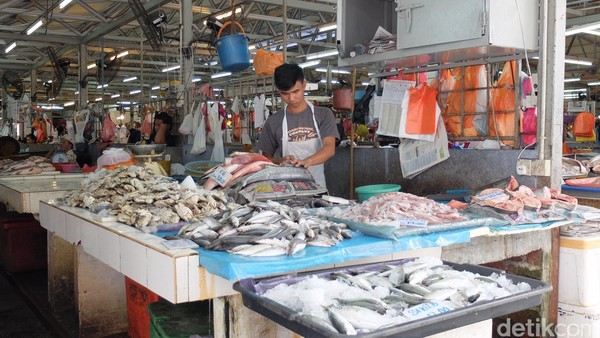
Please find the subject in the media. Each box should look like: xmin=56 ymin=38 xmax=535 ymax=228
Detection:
xmin=210 ymin=166 xmax=233 ymax=187
xmin=403 ymin=301 xmax=455 ymax=320
xmin=396 ymin=218 xmax=428 ymax=227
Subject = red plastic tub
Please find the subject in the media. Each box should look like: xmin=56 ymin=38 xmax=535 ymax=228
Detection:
xmin=0 ymin=213 xmax=47 ymax=272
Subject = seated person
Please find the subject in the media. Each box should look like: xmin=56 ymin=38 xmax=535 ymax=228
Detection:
xmin=150 ymin=112 xmax=174 ymax=145
xmin=46 ymin=135 xmax=77 ymax=163
xmin=25 ymin=134 xmax=36 ymax=144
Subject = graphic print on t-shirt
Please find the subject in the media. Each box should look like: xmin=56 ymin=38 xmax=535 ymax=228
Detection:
xmin=287 ymin=126 xmax=318 ymax=142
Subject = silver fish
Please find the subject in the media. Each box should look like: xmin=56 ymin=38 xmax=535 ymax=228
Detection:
xmin=336 ymin=297 xmax=389 ymax=315
xmin=288 ymin=238 xmax=306 ymax=255
xmin=327 ymin=307 xmax=357 ymax=335
xmin=424 ymin=288 xmax=458 ymax=301
xmin=398 ymin=283 xmax=432 ymax=296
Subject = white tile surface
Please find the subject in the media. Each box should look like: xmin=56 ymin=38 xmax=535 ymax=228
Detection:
xmin=147 ymin=249 xmax=177 ymax=303
xmin=175 ymin=257 xmax=190 ymax=303
xmin=189 ymin=258 xmax=201 ymax=301
xmin=98 ymin=227 xmax=120 ymax=271
xmin=65 ymin=213 xmax=81 ymax=244
xmin=79 ymin=220 xmax=99 ymax=259
xmin=120 ymin=237 xmax=147 ymax=286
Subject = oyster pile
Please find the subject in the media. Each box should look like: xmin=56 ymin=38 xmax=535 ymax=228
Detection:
xmin=63 ymin=166 xmax=236 ymax=228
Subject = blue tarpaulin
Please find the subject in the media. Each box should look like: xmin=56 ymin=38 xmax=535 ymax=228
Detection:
xmin=156 ymin=227 xmax=473 ymax=281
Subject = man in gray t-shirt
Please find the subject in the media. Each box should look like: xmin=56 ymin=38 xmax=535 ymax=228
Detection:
xmin=257 ymin=64 xmax=339 ymax=188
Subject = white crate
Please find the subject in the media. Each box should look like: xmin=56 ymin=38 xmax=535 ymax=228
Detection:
xmin=559 ymin=235 xmax=600 ymax=307
xmin=557 ymin=303 xmax=600 ymax=338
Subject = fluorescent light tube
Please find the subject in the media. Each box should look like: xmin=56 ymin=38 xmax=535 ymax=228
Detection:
xmin=27 ymin=20 xmax=43 ymax=35
xmin=95 ymin=97 xmax=102 ymax=101
xmin=117 ymin=51 xmax=129 ymax=58
xmin=96 ymin=84 xmax=108 ymax=89
xmin=211 ymin=72 xmax=231 ymax=79
xmin=319 ymin=24 xmax=337 ymax=32
xmin=123 ymin=76 xmax=137 ymax=82
xmin=298 ymin=60 xmax=321 ymax=68
xmin=87 ymin=63 xmax=96 ymax=69
xmin=192 ymin=78 xmax=202 ymax=82
xmin=151 ymin=85 xmax=160 ymax=90
xmin=59 ymin=0 xmax=72 ymax=9
xmin=588 ymin=82 xmax=600 ymax=86
xmin=565 ymin=58 xmax=593 ymax=66
xmin=4 ymin=42 xmax=16 ymax=54
xmin=130 ymin=89 xmax=141 ymax=95
xmin=305 ymin=49 xmax=339 ymax=60
xmin=111 ymin=94 xmax=120 ymax=98
xmin=315 ymin=67 xmax=351 ymax=74
xmin=161 ymin=65 xmax=180 ymax=72
xmin=564 ymin=77 xmax=581 ymax=83
xmin=150 ymin=95 xmax=158 ymax=99
xmin=63 ymin=101 xmax=75 ymax=107
xmin=564 ymin=88 xmax=587 ymax=92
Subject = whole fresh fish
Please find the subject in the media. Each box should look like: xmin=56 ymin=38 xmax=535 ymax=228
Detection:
xmin=327 ymin=307 xmax=357 ymax=335
xmin=233 ymin=165 xmax=315 ymax=188
xmin=224 ymin=161 xmax=277 ymax=188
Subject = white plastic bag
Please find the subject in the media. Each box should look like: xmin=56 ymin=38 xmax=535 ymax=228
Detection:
xmin=192 ymin=102 xmax=202 ymax=135
xmin=178 ymin=113 xmax=194 ymax=135
xmin=190 ymin=115 xmax=206 ymax=154
xmin=97 ymin=148 xmax=132 ymax=168
xmin=210 ymin=115 xmax=225 ymax=162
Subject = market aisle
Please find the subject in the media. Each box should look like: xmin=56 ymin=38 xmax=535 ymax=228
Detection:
xmin=0 ymin=267 xmax=73 ymax=338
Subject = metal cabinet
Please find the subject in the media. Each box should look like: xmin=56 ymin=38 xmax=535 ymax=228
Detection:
xmin=338 ymin=0 xmax=539 ymax=68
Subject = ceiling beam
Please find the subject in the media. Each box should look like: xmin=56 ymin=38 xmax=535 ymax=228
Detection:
xmin=567 ymin=13 xmax=600 ymax=26
xmin=246 ymin=13 xmax=314 ymax=26
xmin=247 ymin=0 xmax=336 ymax=13
xmin=1 ymin=8 xmax=107 ymax=22
xmin=81 ymin=0 xmax=174 ymax=44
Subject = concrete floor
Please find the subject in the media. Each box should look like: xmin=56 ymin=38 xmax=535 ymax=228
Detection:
xmin=0 ymin=267 xmax=74 ymax=337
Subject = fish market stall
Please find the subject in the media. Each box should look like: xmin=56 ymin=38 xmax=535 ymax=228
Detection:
xmin=37 ymin=163 xmax=591 ymax=337
xmin=0 ymin=174 xmax=87 ymax=214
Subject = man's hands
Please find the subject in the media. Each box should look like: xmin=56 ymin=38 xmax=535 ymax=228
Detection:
xmin=282 ymin=155 xmax=311 ymax=168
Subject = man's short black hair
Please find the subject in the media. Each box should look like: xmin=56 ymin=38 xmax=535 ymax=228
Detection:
xmin=274 ymin=63 xmax=304 ymax=91
xmin=155 ymin=112 xmax=172 ymax=125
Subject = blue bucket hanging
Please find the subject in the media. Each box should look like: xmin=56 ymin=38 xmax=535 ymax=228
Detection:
xmin=214 ymin=21 xmax=251 ymax=73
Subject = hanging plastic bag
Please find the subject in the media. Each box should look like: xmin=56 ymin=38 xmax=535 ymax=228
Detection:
xmin=442 ymin=65 xmax=487 ymax=137
xmin=192 ymin=102 xmax=202 ymax=135
xmin=489 ymin=61 xmax=517 ymax=145
xmin=404 ymin=84 xmax=437 ymax=135
xmin=100 ymin=115 xmax=116 ymax=142
xmin=32 ymin=117 xmax=45 ymax=143
xmin=254 ymin=49 xmax=284 ymax=76
xmin=520 ymin=107 xmax=537 ymax=145
xmin=574 ymin=111 xmax=595 ymax=137
xmin=209 ymin=110 xmax=225 ymax=162
xmin=399 ymin=87 xmax=440 ymax=142
xmin=140 ymin=112 xmax=153 ymax=138
xmin=178 ymin=112 xmax=194 ymax=135
xmin=190 ymin=115 xmax=207 ymax=154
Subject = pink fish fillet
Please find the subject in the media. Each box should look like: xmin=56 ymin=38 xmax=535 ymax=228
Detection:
xmin=231 ymin=153 xmax=271 ymax=165
xmin=225 ymin=161 xmax=276 ymax=187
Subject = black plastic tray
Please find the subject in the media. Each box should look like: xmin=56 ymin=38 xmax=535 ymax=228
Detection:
xmin=233 ymin=259 xmax=552 ymax=338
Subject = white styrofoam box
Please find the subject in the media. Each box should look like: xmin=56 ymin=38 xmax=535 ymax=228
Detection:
xmin=558 ymin=303 xmax=600 ymax=338
xmin=559 ymin=235 xmax=600 ymax=307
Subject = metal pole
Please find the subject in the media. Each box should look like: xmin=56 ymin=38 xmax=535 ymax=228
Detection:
xmin=182 ymin=0 xmax=193 ymax=131
xmin=78 ymin=44 xmax=88 ymax=108
xmin=349 ymin=67 xmax=357 ymax=199
xmin=282 ymin=0 xmax=287 ymax=62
